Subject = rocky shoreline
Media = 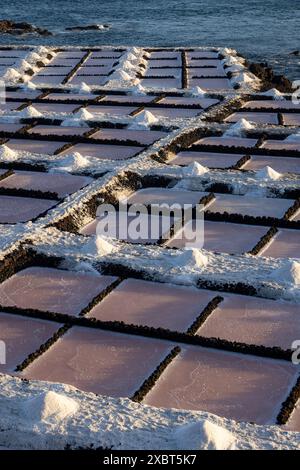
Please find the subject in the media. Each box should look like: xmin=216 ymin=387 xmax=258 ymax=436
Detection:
xmin=0 ymin=20 xmax=111 ymax=36
xmin=0 ymin=20 xmax=52 ymax=36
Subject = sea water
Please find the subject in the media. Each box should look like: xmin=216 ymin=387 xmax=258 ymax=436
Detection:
xmin=0 ymin=0 xmax=299 ymax=79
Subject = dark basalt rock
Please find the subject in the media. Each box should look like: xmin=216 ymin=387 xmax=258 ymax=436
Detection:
xmin=248 ymin=62 xmax=293 ymax=93
xmin=65 ymin=24 xmax=110 ymax=31
xmin=0 ymin=20 xmax=52 ymax=36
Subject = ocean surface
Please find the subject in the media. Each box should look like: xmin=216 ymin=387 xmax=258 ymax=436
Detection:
xmin=0 ymin=0 xmax=299 ymax=79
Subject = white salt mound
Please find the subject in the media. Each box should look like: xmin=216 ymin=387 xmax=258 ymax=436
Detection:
xmin=129 ymin=109 xmax=158 ymax=129
xmin=122 ymin=60 xmax=136 ymax=71
xmin=3 ymin=68 xmax=22 ymax=81
xmin=55 ymin=152 xmax=90 ymax=172
xmin=175 ymin=420 xmax=237 ymax=450
xmin=23 ymin=391 xmax=79 ymax=424
xmin=17 ymin=59 xmax=32 ymax=71
xmin=221 ymin=56 xmax=240 ymax=67
xmin=261 ymin=88 xmax=284 ymax=100
xmin=18 ymin=105 xmax=42 ymax=118
xmin=255 ymin=166 xmax=282 ymax=181
xmin=0 ymin=145 xmax=18 ymax=161
xmin=36 ymin=46 xmax=50 ymax=56
xmin=26 ymin=52 xmax=42 ymax=63
xmin=272 ymin=261 xmax=300 ymax=286
xmin=182 ymin=161 xmax=208 ymax=177
xmin=132 ymin=47 xmax=143 ymax=56
xmin=226 ymin=63 xmax=245 ymax=73
xmin=176 ymin=248 xmax=208 ymax=268
xmin=130 ymin=83 xmax=147 ymax=96
xmin=73 ymin=108 xmax=94 ymax=120
xmin=112 ymin=70 xmax=133 ymax=81
xmin=76 ymin=82 xmax=92 ymax=94
xmin=21 ymin=81 xmax=37 ymax=90
xmin=66 ymin=152 xmax=89 ymax=168
xmin=231 ymin=72 xmax=254 ymax=86
xmin=224 ymin=118 xmax=254 ymax=137
xmin=126 ymin=52 xmax=138 ymax=62
xmin=189 ymin=86 xmax=206 ymax=97
xmin=74 ymin=262 xmax=101 ymax=276
xmin=94 ymin=236 xmax=117 ymax=256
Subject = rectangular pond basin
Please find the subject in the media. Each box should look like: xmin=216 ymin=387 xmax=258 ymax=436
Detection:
xmin=90 ymin=128 xmax=166 ymax=145
xmin=224 ymin=112 xmax=279 ymax=125
xmin=0 ymin=195 xmax=56 ymax=223
xmin=0 ymin=312 xmax=61 ymax=373
xmin=188 ymin=78 xmax=232 ymax=91
xmin=207 ymin=194 xmax=293 ymax=219
xmin=87 ymin=278 xmax=217 ymax=332
xmin=143 ymin=345 xmax=298 ymax=424
xmin=197 ymin=294 xmax=300 ymax=350
xmin=28 ymin=125 xmax=90 ymax=137
xmin=6 ymin=139 xmax=68 ymax=155
xmin=261 ymin=140 xmax=300 ymax=152
xmin=193 ymin=136 xmax=258 ymax=148
xmin=158 ymin=97 xmax=219 ymax=108
xmin=86 ymin=105 xmax=137 ymax=116
xmin=80 ymin=213 xmax=176 ymax=244
xmin=170 ymin=151 xmax=244 ymax=168
xmin=0 ymin=170 xmax=92 ymax=198
xmin=0 ymin=267 xmax=117 ymax=316
xmin=24 ymin=327 xmax=175 ymax=397
xmin=259 ymin=229 xmax=300 ymax=259
xmin=59 ymin=143 xmax=144 ymax=160
xmin=243 ymin=155 xmax=300 ymax=174
xmin=140 ymin=107 xmax=201 ymax=118
xmin=125 ymin=187 xmax=206 ymax=207
xmin=166 ymin=220 xmax=268 ymax=253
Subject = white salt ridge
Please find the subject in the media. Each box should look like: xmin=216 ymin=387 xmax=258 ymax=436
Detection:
xmin=3 ymin=68 xmax=22 ymax=82
xmin=17 ymin=59 xmax=32 ymax=72
xmin=21 ymin=81 xmax=37 ymax=90
xmin=221 ymin=56 xmax=240 ymax=66
xmin=0 ymin=145 xmax=18 ymax=161
xmin=224 ymin=118 xmax=255 ymax=137
xmin=36 ymin=46 xmax=51 ymax=56
xmin=176 ymin=248 xmax=208 ymax=269
xmin=220 ymin=47 xmax=236 ymax=56
xmin=255 ymin=166 xmax=282 ymax=181
xmin=111 ymin=70 xmax=134 ymax=81
xmin=129 ymin=83 xmax=147 ymax=96
xmin=126 ymin=52 xmax=139 ymax=62
xmin=74 ymin=261 xmax=101 ymax=276
xmin=226 ymin=63 xmax=245 ymax=73
xmin=75 ymin=82 xmax=92 ymax=94
xmin=25 ymin=52 xmax=42 ymax=63
xmin=93 ymin=235 xmax=118 ymax=256
xmin=261 ymin=88 xmax=285 ymax=100
xmin=231 ymin=72 xmax=258 ymax=88
xmin=272 ymin=261 xmax=300 ymax=286
xmin=129 ymin=109 xmax=159 ymax=129
xmin=132 ymin=47 xmax=144 ymax=56
xmin=122 ymin=60 xmax=136 ymax=71
xmin=189 ymin=86 xmax=207 ymax=97
xmin=18 ymin=105 xmax=43 ymax=118
xmin=182 ymin=162 xmax=209 ymax=177
xmin=0 ymin=374 xmax=299 ymax=450
xmin=23 ymin=391 xmax=79 ymax=424
xmin=175 ymin=419 xmax=237 ymax=450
